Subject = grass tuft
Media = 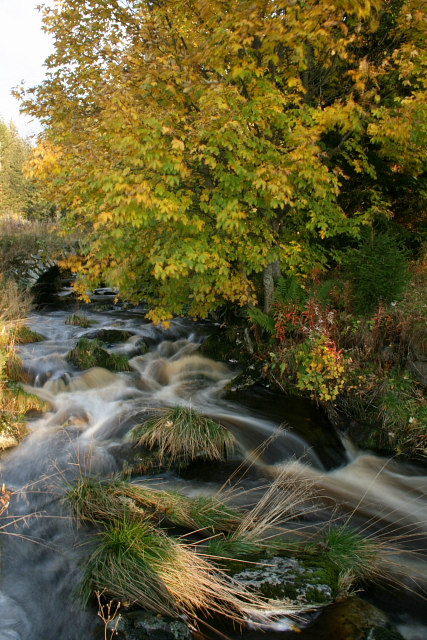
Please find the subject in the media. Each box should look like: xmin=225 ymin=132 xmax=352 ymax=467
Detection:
xmin=80 ymin=515 xmax=267 ymax=624
xmin=65 ymin=314 xmax=98 ymax=328
xmin=12 ymin=325 xmax=45 ymax=344
xmin=68 ymin=478 xmax=271 ymax=625
xmin=132 ymin=405 xmax=236 ymax=467
xmin=321 ymin=526 xmax=387 ymax=584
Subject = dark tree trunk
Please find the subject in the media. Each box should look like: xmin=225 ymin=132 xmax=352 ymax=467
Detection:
xmin=263 ymin=260 xmax=281 ymax=315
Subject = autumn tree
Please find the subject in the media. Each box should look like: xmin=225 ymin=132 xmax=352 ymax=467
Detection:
xmin=0 ymin=120 xmax=30 ymax=216
xmin=24 ymin=0 xmax=427 ymax=322
xmin=0 ymin=119 xmax=54 ymax=220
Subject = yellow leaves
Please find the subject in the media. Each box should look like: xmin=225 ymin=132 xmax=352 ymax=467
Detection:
xmin=171 ymin=139 xmax=185 ymax=151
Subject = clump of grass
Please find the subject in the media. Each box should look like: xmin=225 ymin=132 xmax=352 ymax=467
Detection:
xmin=0 ymin=275 xmax=32 ymax=321
xmin=66 ymin=477 xmax=243 ymax=533
xmin=1 ymin=385 xmax=50 ymax=415
xmin=205 ymin=463 xmax=319 ymax=561
xmin=132 ymin=406 xmax=236 ymax=467
xmin=5 ymin=350 xmax=25 ymax=383
xmin=206 ymin=534 xmax=266 ymax=559
xmin=320 ymin=526 xmax=387 ymax=585
xmin=67 ymin=337 xmax=131 ymax=372
xmin=65 ymin=314 xmax=98 ymax=328
xmin=80 ymin=515 xmax=268 ymax=624
xmin=0 ymin=386 xmax=50 ymax=446
xmin=67 ymin=478 xmax=273 ymax=626
xmin=190 ymin=496 xmax=242 ymax=533
xmin=67 ymin=478 xmax=195 ymax=529
xmin=233 ymin=463 xmax=319 ymax=544
xmin=12 ymin=325 xmax=45 ymax=344
xmin=67 ymin=470 xmax=412 ymax=628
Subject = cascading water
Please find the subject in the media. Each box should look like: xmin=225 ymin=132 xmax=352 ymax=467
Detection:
xmin=0 ymin=306 xmax=427 ymax=640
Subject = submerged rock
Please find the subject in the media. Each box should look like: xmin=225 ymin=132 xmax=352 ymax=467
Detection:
xmin=108 ymin=611 xmax=192 ymax=640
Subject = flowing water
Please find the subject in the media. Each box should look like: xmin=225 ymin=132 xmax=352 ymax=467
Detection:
xmin=1 ymin=306 xmax=427 ymax=640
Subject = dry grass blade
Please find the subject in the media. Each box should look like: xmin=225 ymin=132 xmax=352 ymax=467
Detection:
xmin=233 ymin=461 xmax=320 ymax=543
xmin=133 ymin=405 xmax=236 ymax=467
xmin=0 ymin=276 xmax=33 ymax=322
xmin=0 ymin=484 xmax=11 ymax=516
xmin=81 ymin=515 xmax=273 ymax=626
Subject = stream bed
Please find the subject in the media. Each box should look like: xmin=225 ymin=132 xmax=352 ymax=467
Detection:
xmin=1 ymin=305 xmax=427 ymax=640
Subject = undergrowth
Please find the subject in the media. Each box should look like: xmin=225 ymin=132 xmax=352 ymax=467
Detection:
xmin=0 ymin=276 xmax=49 ymax=447
xmin=248 ymin=245 xmax=427 ymax=458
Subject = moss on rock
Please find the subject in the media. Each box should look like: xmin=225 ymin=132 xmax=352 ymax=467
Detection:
xmin=231 ymin=556 xmax=335 ymax=605
xmin=67 ymin=337 xmax=131 ymax=372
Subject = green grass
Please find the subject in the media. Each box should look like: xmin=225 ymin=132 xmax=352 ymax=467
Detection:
xmin=66 ymin=477 xmax=242 ymax=533
xmin=320 ymin=526 xmax=387 ymax=585
xmin=11 ymin=325 xmax=45 ymax=344
xmin=67 ymin=337 xmax=131 ymax=372
xmin=190 ymin=496 xmax=242 ymax=533
xmin=66 ymin=474 xmax=412 ymax=626
xmin=80 ymin=516 xmax=179 ymax=615
xmin=132 ymin=405 xmax=236 ymax=467
xmin=65 ymin=314 xmax=98 ymax=328
xmin=68 ymin=478 xmax=269 ymax=625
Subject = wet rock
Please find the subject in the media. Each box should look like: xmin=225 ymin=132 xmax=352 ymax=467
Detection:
xmin=109 ymin=612 xmax=192 ymax=640
xmin=225 ymin=360 xmax=265 ymax=391
xmin=84 ymin=329 xmax=135 ymax=343
xmin=300 ymin=597 xmax=405 ymax=640
xmin=232 ymin=556 xmax=334 ymax=605
xmin=198 ymin=333 xmax=246 ymax=363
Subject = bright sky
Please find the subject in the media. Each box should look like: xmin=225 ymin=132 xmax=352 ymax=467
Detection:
xmin=0 ymin=0 xmax=54 ymax=138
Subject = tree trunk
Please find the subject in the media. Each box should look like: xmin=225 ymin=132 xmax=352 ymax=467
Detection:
xmin=263 ymin=260 xmax=281 ymax=315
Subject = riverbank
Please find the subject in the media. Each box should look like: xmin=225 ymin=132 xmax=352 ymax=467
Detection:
xmin=201 ymin=248 xmax=427 ymax=464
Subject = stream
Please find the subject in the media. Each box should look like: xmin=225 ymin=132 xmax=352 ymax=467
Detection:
xmin=1 ymin=304 xmax=427 ymax=640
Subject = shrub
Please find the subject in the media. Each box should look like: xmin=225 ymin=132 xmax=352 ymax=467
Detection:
xmin=342 ymin=233 xmax=409 ymax=314
xmin=296 ymin=334 xmax=350 ymax=402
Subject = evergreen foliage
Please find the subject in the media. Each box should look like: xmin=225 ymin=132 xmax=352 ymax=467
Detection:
xmin=343 ymin=233 xmax=409 ymax=313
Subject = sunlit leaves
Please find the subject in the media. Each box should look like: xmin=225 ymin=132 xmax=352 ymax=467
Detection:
xmin=23 ymin=0 xmax=427 ymax=321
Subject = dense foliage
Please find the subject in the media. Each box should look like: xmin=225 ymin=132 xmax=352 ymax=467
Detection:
xmin=24 ymin=0 xmax=427 ymax=322
xmin=0 ymin=119 xmax=53 ymax=219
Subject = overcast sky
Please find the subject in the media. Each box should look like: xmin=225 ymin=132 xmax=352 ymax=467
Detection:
xmin=0 ymin=0 xmax=54 ymax=138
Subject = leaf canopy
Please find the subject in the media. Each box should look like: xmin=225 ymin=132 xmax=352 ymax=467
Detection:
xmin=24 ymin=0 xmax=427 ymax=322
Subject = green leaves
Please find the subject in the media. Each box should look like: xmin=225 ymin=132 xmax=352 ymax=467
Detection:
xmin=23 ymin=0 xmax=427 ymax=321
